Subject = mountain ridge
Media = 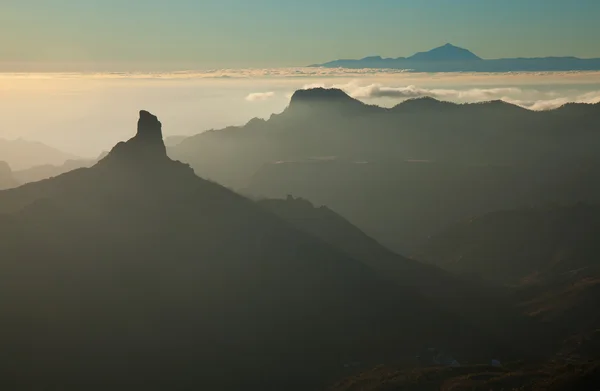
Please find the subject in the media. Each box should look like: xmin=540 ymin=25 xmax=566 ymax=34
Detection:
xmin=0 ymin=137 xmax=80 ymax=171
xmin=286 ymin=88 xmax=598 ymax=114
xmin=311 ymin=43 xmax=600 ymax=72
xmin=0 ymin=110 xmax=500 ymax=390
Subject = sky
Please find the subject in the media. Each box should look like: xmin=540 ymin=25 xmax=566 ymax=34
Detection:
xmin=3 ymin=0 xmax=600 ymax=71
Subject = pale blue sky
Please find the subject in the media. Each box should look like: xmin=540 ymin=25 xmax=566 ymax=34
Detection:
xmin=2 ymin=0 xmax=600 ymax=70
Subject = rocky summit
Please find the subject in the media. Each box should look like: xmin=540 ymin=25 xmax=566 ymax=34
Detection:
xmin=100 ymin=110 xmax=168 ymax=166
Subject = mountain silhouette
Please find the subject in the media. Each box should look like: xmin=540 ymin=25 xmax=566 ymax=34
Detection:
xmin=0 ymin=137 xmax=80 ymax=170
xmin=312 ymin=43 xmax=600 ymax=72
xmin=0 ymin=111 xmax=497 ymax=391
xmin=169 ymin=88 xmax=600 ymax=252
xmin=13 ymin=158 xmax=96 ymax=184
xmin=416 ymin=203 xmax=600 ymax=361
xmin=257 ymin=196 xmax=548 ymax=352
xmin=0 ymin=161 xmax=19 ymax=190
xmin=416 ymin=203 xmax=600 ymax=286
xmin=407 ymin=43 xmax=482 ymax=62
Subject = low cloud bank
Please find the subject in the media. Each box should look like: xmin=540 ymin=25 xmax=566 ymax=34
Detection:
xmin=299 ymin=81 xmax=600 ymax=110
xmin=245 ymin=91 xmax=275 ymax=102
xmin=505 ymin=91 xmax=600 ymax=110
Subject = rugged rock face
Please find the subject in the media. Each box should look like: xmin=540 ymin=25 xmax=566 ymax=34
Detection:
xmin=103 ymin=110 xmax=167 ymax=163
xmin=135 ymin=110 xmax=166 ymax=150
xmin=286 ymin=88 xmax=373 ymax=116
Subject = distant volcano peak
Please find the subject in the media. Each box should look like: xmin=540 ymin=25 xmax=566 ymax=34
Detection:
xmin=406 ymin=43 xmax=481 ymax=62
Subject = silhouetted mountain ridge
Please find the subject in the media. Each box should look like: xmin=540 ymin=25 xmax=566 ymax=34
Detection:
xmin=170 ymin=87 xmax=600 ymax=253
xmin=0 ymin=137 xmax=80 ymax=171
xmin=416 ymin=203 xmax=600 ymax=285
xmin=0 ymin=110 xmax=500 ymax=391
xmin=407 ymin=43 xmax=482 ymax=62
xmin=312 ymin=43 xmax=600 ymax=72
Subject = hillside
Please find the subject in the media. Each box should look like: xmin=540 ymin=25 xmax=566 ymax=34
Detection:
xmin=169 ymin=88 xmax=600 ymax=253
xmin=257 ymin=197 xmax=549 ymax=354
xmin=0 ymin=138 xmax=80 ymax=170
xmin=0 ymin=111 xmax=498 ymax=391
xmin=0 ymin=161 xmax=19 ymax=190
xmin=416 ymin=203 xmax=600 ymax=285
xmin=13 ymin=158 xmax=95 ymax=184
xmin=415 ymin=203 xmax=600 ymax=358
xmin=170 ymin=88 xmax=600 ymax=191
xmin=328 ymin=361 xmax=600 ymax=391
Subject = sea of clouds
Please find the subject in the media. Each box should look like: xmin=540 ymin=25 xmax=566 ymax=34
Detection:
xmin=2 ymin=69 xmax=600 ymax=156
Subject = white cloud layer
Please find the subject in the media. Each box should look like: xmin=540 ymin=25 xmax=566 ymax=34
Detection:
xmin=299 ymin=81 xmax=600 ymax=111
xmin=504 ymin=91 xmax=600 ymax=110
xmin=303 ymin=82 xmax=521 ymax=100
xmin=245 ymin=91 xmax=276 ymax=102
xmin=2 ymin=68 xmax=599 ymax=81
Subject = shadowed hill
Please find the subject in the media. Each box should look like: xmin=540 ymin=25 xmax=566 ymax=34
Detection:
xmin=328 ymin=361 xmax=600 ymax=391
xmin=0 ymin=111 xmax=501 ymax=391
xmin=13 ymin=158 xmax=96 ymax=184
xmin=170 ymin=88 xmax=600 ymax=193
xmin=168 ymin=87 xmax=600 ymax=252
xmin=257 ymin=196 xmax=554 ymax=359
xmin=0 ymin=138 xmax=80 ymax=171
xmin=416 ymin=203 xmax=600 ymax=285
xmin=416 ymin=203 xmax=600 ymax=357
xmin=0 ymin=161 xmax=19 ymax=190
xmin=257 ymin=196 xmax=489 ymax=296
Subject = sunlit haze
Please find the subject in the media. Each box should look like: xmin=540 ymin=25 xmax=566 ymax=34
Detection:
xmin=2 ymin=70 xmax=600 ymax=157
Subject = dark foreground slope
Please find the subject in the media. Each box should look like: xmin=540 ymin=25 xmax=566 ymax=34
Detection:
xmin=416 ymin=204 xmax=600 ymax=361
xmin=0 ymin=111 xmax=495 ymax=391
xmin=328 ymin=361 xmax=600 ymax=391
xmin=257 ymin=197 xmax=555 ymax=359
xmin=416 ymin=203 xmax=600 ymax=285
xmin=257 ymin=196 xmax=500 ymax=300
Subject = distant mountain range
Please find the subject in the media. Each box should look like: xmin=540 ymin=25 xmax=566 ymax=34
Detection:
xmin=0 ymin=138 xmax=80 ymax=171
xmin=169 ymin=87 xmax=600 ymax=252
xmin=311 ymin=43 xmax=600 ymax=72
